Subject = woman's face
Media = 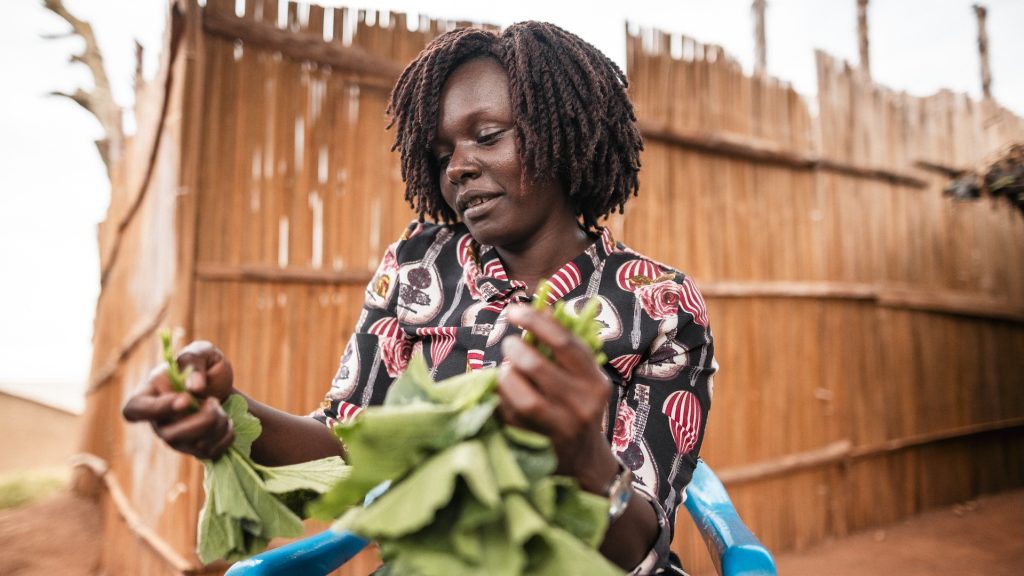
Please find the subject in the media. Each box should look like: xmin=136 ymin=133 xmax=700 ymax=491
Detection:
xmin=432 ymin=57 xmax=577 ymax=251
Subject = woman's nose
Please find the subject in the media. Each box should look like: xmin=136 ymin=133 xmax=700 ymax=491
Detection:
xmin=445 ymin=146 xmax=479 ymax=184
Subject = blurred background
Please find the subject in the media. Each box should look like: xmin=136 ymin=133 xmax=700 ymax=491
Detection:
xmin=1 ymin=1 xmax=1022 ymax=575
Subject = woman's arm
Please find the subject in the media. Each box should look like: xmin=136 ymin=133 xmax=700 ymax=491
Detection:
xmin=244 ymin=393 xmax=343 ymax=465
xmin=123 ymin=223 xmax=421 ymax=465
xmin=122 ymin=340 xmax=342 ymax=465
xmin=498 ymin=305 xmax=659 ymax=570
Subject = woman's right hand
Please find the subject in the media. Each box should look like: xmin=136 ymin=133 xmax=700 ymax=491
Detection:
xmin=122 ymin=340 xmax=238 ymax=460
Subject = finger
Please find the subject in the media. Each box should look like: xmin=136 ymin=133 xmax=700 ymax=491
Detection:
xmin=157 ymin=399 xmax=227 ymax=448
xmin=193 ymin=399 xmax=231 ymax=449
xmin=176 ymin=341 xmax=233 ymax=398
xmin=500 ymin=337 xmax=572 ymax=401
xmin=201 ymin=420 xmax=237 ymax=460
xmin=496 ymin=363 xmax=565 ymax=438
xmin=121 ymin=365 xmax=173 ymax=422
xmin=175 ymin=341 xmax=217 ymax=394
xmin=194 ymin=400 xmax=236 ymax=459
xmin=122 ymin=394 xmax=162 ymax=422
xmin=123 ymin=390 xmax=191 ymax=423
xmin=508 ymin=305 xmax=594 ymax=370
xmin=144 ymin=364 xmax=176 ymax=395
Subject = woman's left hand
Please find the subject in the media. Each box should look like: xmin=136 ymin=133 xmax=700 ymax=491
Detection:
xmin=498 ymin=304 xmax=619 ymax=494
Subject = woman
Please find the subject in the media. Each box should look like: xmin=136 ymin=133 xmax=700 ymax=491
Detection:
xmin=123 ymin=22 xmax=714 ymax=575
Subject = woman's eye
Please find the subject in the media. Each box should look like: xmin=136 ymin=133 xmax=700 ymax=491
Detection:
xmin=477 ymin=129 xmax=505 ymax=145
xmin=435 ymin=154 xmax=451 ymax=168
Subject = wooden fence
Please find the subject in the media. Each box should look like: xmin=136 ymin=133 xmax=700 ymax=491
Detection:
xmin=624 ymin=30 xmax=1024 ymax=573
xmin=78 ymin=1 xmax=1024 ymax=574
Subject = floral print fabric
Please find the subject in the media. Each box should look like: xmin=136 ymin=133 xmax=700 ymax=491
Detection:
xmin=313 ymin=221 xmax=715 ymax=573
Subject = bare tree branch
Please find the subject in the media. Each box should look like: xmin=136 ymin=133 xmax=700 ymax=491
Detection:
xmin=50 ymin=89 xmax=90 ymax=109
xmin=38 ymin=30 xmax=76 ymax=40
xmin=134 ymin=40 xmax=145 ymax=95
xmin=41 ymin=0 xmax=124 ymax=175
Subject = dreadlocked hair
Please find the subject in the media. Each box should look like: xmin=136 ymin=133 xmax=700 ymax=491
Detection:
xmin=386 ymin=21 xmax=643 ymax=230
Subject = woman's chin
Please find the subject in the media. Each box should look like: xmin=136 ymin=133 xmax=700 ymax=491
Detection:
xmin=462 ymin=220 xmax=507 ymax=247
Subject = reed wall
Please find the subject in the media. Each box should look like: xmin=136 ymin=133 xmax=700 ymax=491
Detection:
xmin=80 ymin=2 xmax=1024 ymax=575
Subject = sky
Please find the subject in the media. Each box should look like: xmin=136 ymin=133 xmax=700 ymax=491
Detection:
xmin=1 ymin=0 xmax=1021 ymax=413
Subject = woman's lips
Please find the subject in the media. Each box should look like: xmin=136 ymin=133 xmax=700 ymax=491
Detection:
xmin=462 ymin=195 xmax=500 ymax=219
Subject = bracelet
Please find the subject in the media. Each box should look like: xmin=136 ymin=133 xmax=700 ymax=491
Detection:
xmin=605 ymin=455 xmax=634 ymax=523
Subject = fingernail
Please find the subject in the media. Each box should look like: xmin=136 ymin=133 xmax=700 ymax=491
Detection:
xmin=507 ymin=305 xmax=525 ymax=321
xmin=172 ymin=393 xmax=190 ymax=411
xmin=501 ymin=337 xmax=519 ymax=355
xmin=186 ymin=371 xmax=201 ymax=391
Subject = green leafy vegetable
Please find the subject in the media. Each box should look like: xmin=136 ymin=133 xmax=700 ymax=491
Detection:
xmin=310 ymin=282 xmax=621 ymax=575
xmin=157 ymin=330 xmax=350 ymax=563
xmin=160 ymin=330 xmax=199 ymax=411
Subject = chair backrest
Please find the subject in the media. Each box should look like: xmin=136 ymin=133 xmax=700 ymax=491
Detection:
xmin=684 ymin=460 xmax=777 ymax=575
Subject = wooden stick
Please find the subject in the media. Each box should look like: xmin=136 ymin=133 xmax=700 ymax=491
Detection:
xmin=914 ymin=159 xmax=969 ymax=177
xmin=70 ymin=455 xmax=195 ymax=573
xmin=86 ymin=298 xmax=170 ymax=394
xmin=189 ymin=270 xmax=1024 ymax=323
xmin=717 ymin=417 xmax=1024 ymax=485
xmin=99 ymin=5 xmax=188 ymax=287
xmin=196 ymin=262 xmax=374 ymax=285
xmin=850 ymin=416 xmax=1024 ymax=459
xmin=702 ymin=280 xmax=876 ymax=300
xmin=70 ymin=454 xmax=229 ymax=575
xmin=877 ymin=285 xmax=1024 ymax=323
xmin=700 ymin=281 xmax=1024 ymax=322
xmin=752 ymin=0 xmax=767 ymax=76
xmin=717 ymin=440 xmax=852 ymax=485
xmin=638 ymin=120 xmax=929 ymax=187
xmin=974 ymin=4 xmax=992 ymax=99
xmin=857 ymin=0 xmax=871 ymax=78
xmin=202 ymin=5 xmax=403 ymax=89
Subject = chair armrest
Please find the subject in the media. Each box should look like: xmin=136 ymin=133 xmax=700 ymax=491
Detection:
xmin=224 ymin=481 xmax=389 ymax=575
xmin=683 ymin=461 xmax=777 ymax=576
xmin=223 ymin=530 xmax=369 ymax=576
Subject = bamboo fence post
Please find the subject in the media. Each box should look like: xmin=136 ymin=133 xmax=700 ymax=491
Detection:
xmin=974 ymin=4 xmax=992 ymax=100
xmin=857 ymin=0 xmax=870 ymax=78
xmin=752 ymin=0 xmax=767 ymax=76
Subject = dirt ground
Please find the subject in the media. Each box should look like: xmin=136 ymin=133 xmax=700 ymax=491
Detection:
xmin=0 ymin=491 xmax=101 ymax=576
xmin=0 ymin=488 xmax=1020 ymax=575
xmin=773 ymin=489 xmax=1024 ymax=576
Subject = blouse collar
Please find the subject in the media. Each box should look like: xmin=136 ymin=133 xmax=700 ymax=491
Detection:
xmin=470 ymin=227 xmax=617 ymax=303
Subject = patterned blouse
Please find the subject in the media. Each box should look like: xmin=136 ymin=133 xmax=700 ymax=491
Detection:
xmin=313 ymin=221 xmax=715 ymax=574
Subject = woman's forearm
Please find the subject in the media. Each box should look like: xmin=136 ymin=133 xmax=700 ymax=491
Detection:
xmin=242 ymin=394 xmax=344 ymax=466
xmin=600 ymin=487 xmax=660 ymax=571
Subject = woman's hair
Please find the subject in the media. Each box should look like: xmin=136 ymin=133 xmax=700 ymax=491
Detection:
xmin=386 ymin=21 xmax=643 ymax=230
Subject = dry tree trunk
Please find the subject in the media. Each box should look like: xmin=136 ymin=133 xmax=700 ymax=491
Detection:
xmin=42 ymin=0 xmax=124 ymax=175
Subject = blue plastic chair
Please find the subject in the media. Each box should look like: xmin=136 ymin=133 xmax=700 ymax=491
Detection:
xmin=225 ymin=460 xmax=776 ymax=576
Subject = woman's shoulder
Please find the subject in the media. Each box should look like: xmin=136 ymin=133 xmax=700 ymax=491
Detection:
xmin=599 ymin=239 xmax=710 ymax=331
xmin=601 ymin=237 xmax=687 ymax=287
xmin=392 ymin=219 xmax=470 ymax=263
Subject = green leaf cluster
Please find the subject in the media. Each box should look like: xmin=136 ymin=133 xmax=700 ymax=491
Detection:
xmin=158 ymin=331 xmax=350 ymax=564
xmin=309 ymin=283 xmax=621 ymax=576
xmin=197 ymin=395 xmax=350 ymax=563
xmin=522 ymin=282 xmax=608 ymax=366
